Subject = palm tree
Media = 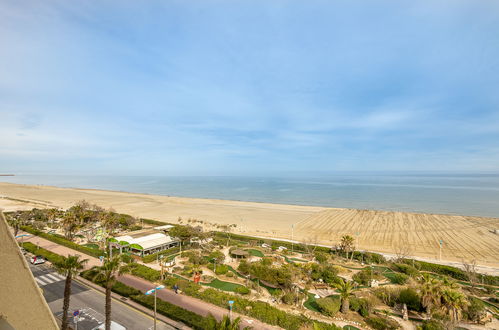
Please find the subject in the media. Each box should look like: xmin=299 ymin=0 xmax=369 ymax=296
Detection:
xmin=419 ymin=274 xmax=443 ymax=315
xmin=205 ymin=314 xmax=247 ymax=330
xmin=442 ymin=276 xmax=460 ymax=290
xmin=54 ymin=255 xmax=88 ymax=330
xmin=334 ymin=278 xmax=355 ymax=313
xmin=340 ymin=235 xmax=355 ymax=260
xmin=93 ymin=255 xmax=131 ymax=330
xmin=61 ymin=211 xmax=79 ymax=241
xmin=441 ymin=289 xmax=468 ymax=323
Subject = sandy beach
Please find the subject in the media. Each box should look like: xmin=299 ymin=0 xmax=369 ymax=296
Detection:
xmin=1 ymin=182 xmax=498 ymax=268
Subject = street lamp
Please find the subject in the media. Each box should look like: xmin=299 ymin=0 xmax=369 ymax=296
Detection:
xmin=212 ymin=258 xmax=216 ymax=273
xmin=145 ymin=285 xmax=165 ymax=330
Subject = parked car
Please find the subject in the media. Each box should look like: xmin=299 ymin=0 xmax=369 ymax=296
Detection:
xmin=30 ymin=256 xmax=46 ymax=265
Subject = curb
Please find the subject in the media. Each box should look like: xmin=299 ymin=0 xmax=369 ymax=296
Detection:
xmin=75 ymin=276 xmax=192 ymax=330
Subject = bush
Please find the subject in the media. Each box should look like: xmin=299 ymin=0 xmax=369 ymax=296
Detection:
xmin=353 ymin=268 xmax=381 ymax=286
xmin=314 ymin=251 xmax=329 ymax=264
xmin=420 ymin=319 xmax=445 ymax=330
xmin=21 ymin=225 xmax=104 ymax=258
xmin=316 ymin=297 xmax=341 ymax=317
xmin=129 ymin=264 xmax=161 ymax=282
xmin=374 ymin=287 xmax=402 ymax=307
xmin=22 ymin=242 xmax=65 ymax=264
xmin=393 ymin=263 xmax=419 ymax=276
xmin=81 ymin=269 xmax=207 ymax=330
xmin=398 ymin=288 xmax=422 ymax=311
xmin=281 ymin=291 xmax=303 ymax=305
xmin=466 ymin=297 xmax=486 ymax=322
xmin=349 ymin=297 xmax=370 ymax=317
xmin=390 ymin=273 xmax=409 ymax=285
xmin=401 ymin=259 xmax=468 ymax=281
xmin=215 ymin=264 xmax=229 ymax=275
xmin=365 ymin=316 xmax=399 ymax=330
xmin=234 ymin=286 xmax=250 ymax=295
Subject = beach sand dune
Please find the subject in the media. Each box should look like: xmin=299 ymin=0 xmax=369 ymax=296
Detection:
xmin=1 ymin=182 xmax=498 ymax=267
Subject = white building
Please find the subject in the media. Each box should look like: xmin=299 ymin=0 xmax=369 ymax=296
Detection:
xmin=110 ymin=231 xmax=179 ymax=256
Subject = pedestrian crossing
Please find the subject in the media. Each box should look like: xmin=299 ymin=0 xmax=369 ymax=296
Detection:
xmin=34 ymin=272 xmax=65 ymax=286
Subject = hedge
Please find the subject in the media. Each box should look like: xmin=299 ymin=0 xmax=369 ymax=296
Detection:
xmin=21 ymin=225 xmax=105 ymax=258
xmin=142 ymin=246 xmax=181 ymax=263
xmin=81 ymin=268 xmax=207 ymax=329
xmin=163 ymin=276 xmax=311 ymax=330
xmin=129 ymin=263 xmax=162 ymax=282
xmin=22 ymin=242 xmax=65 ymax=264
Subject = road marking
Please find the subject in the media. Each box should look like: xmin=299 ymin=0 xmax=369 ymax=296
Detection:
xmin=35 ymin=277 xmax=49 ymax=286
xmin=38 ymin=275 xmax=55 ymax=284
xmin=46 ymin=273 xmax=64 ymax=282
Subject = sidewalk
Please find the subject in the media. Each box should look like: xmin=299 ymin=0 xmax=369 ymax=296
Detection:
xmin=20 ymin=233 xmax=280 ymax=330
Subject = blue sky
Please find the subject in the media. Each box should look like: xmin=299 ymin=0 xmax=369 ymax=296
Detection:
xmin=1 ymin=1 xmax=499 ymax=175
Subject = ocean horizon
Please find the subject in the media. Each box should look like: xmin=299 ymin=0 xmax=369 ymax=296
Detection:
xmin=2 ymin=173 xmax=499 ymax=218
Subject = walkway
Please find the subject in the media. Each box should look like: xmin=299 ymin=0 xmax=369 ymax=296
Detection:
xmin=19 ymin=233 xmax=280 ymax=329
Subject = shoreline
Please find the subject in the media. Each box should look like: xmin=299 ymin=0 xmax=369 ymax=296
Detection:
xmin=1 ymin=182 xmax=498 ymax=269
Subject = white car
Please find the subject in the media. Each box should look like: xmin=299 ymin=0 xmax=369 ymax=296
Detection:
xmin=30 ymin=256 xmax=46 ymax=265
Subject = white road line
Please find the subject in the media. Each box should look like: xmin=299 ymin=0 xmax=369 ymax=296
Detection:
xmin=38 ymin=275 xmax=55 ymax=284
xmin=53 ymin=273 xmax=66 ymax=281
xmin=46 ymin=273 xmax=63 ymax=282
xmin=35 ymin=277 xmax=48 ymax=286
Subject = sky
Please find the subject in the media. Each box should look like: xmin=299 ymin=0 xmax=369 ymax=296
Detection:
xmin=1 ymin=1 xmax=499 ymax=176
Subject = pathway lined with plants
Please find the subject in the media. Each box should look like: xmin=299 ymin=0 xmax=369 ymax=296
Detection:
xmin=20 ymin=233 xmax=279 ymax=330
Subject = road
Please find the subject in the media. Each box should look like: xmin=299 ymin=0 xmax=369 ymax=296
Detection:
xmin=21 ymin=233 xmax=280 ymax=330
xmin=28 ymin=261 xmax=175 ymax=330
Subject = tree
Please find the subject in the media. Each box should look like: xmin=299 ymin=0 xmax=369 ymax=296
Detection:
xmin=54 ymin=255 xmax=88 ymax=330
xmin=169 ymin=225 xmax=195 ymax=252
xmin=334 ymin=278 xmax=355 ymax=313
xmin=462 ymin=259 xmax=478 ymax=288
xmin=440 ymin=289 xmax=468 ymax=323
xmin=102 ymin=210 xmax=120 ymax=236
xmin=46 ymin=208 xmax=59 ymax=228
xmin=93 ymin=255 xmax=131 ymax=330
xmin=419 ymin=274 xmax=443 ymax=315
xmin=339 ymin=235 xmax=355 ymax=260
xmin=204 ymin=314 xmax=246 ymax=330
xmin=61 ymin=210 xmax=79 ymax=241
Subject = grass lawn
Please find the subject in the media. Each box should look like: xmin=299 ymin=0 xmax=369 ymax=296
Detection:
xmin=246 ymin=249 xmax=264 ymax=257
xmin=204 ymin=279 xmax=245 ymax=292
xmin=83 ymin=243 xmax=100 ymax=249
xmin=303 ymin=293 xmax=320 ymax=312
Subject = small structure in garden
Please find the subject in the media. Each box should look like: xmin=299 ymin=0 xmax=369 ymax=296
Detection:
xmin=230 ymin=249 xmax=249 ymax=259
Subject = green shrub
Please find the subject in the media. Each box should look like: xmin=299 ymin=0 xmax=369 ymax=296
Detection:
xmin=398 ymin=288 xmax=422 ymax=311
xmin=353 ymin=268 xmax=381 ymax=286
xmin=129 ymin=264 xmax=161 ymax=282
xmin=234 ymin=286 xmax=250 ymax=295
xmin=374 ymin=287 xmax=402 ymax=307
xmin=420 ymin=319 xmax=445 ymax=330
xmin=393 ymin=263 xmax=419 ymax=276
xmin=365 ymin=316 xmax=399 ymax=330
xmin=314 ymin=251 xmax=329 ymax=264
xmin=349 ymin=297 xmax=370 ymax=317
xmin=316 ymin=297 xmax=341 ymax=317
xmin=390 ymin=272 xmax=409 ymax=284
xmin=466 ymin=297 xmax=486 ymax=322
xmin=22 ymin=242 xmax=65 ymax=264
xmin=401 ymin=259 xmax=468 ymax=281
xmin=215 ymin=264 xmax=229 ymax=275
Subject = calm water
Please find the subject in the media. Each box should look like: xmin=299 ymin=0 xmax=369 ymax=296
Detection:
xmin=1 ymin=174 xmax=499 ymax=218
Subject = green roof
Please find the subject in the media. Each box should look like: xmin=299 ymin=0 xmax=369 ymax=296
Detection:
xmin=119 ymin=240 xmax=129 ymax=246
xmin=108 ymin=238 xmax=118 ymax=243
xmin=129 ymin=243 xmax=143 ymax=250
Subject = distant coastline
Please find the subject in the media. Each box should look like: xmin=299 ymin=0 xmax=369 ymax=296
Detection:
xmin=0 ymin=174 xmax=14 ymax=176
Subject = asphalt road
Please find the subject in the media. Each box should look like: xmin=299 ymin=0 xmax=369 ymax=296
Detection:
xmin=28 ymin=261 xmax=175 ymax=330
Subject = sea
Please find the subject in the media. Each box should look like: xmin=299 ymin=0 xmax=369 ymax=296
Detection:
xmin=1 ymin=173 xmax=499 ymax=218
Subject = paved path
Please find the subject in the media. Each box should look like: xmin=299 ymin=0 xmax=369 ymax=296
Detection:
xmin=20 ymin=233 xmax=280 ymax=329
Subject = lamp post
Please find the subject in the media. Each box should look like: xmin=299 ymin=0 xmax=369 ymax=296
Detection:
xmin=145 ymin=285 xmax=165 ymax=330
xmin=212 ymin=258 xmax=216 ymax=273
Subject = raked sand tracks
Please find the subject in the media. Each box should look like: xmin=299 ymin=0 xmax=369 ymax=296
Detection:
xmin=1 ymin=182 xmax=498 ymax=267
